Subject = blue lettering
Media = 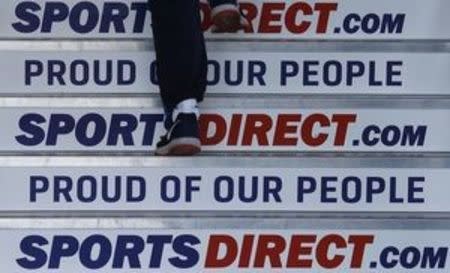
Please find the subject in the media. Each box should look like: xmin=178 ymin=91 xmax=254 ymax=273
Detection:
xmin=16 ymin=235 xmax=48 ymax=269
xmin=280 ymin=60 xmax=298 ymax=86
xmin=170 ymin=235 xmax=200 ymax=268
xmin=16 ymin=113 xmax=46 ymax=146
xmin=76 ymin=113 xmax=106 ymax=146
xmin=113 ymin=236 xmax=144 ymax=268
xmin=160 ymin=176 xmax=181 ymax=203
xmin=224 ymin=60 xmax=243 ymax=86
xmin=54 ymin=176 xmax=73 ymax=202
xmin=408 ymin=177 xmax=425 ymax=203
xmin=80 ymin=235 xmax=111 ymax=269
xmin=321 ymin=176 xmax=338 ymax=203
xmin=207 ymin=60 xmax=220 ymax=85
xmin=297 ymin=176 xmax=316 ymax=202
xmin=47 ymin=114 xmax=75 ymax=145
xmin=49 ymin=236 xmax=79 ymax=268
xmin=248 ymin=60 xmax=266 ymax=86
xmin=13 ymin=2 xmax=41 ymax=33
xmin=48 ymin=60 xmax=66 ymax=85
xmin=70 ymin=60 xmax=90 ymax=85
xmin=42 ymin=2 xmax=69 ymax=33
xmin=147 ymin=235 xmax=172 ymax=268
xmin=118 ymin=60 xmax=136 ymax=85
xmin=214 ymin=176 xmax=234 ymax=202
xmin=303 ymin=60 xmax=319 ymax=86
xmin=342 ymin=176 xmax=361 ymax=203
xmin=100 ymin=3 xmax=128 ymax=33
xmin=323 ymin=60 xmax=342 ymax=86
xmin=69 ymin=2 xmax=99 ymax=34
xmin=346 ymin=61 xmax=365 ymax=85
xmin=108 ymin=114 xmax=138 ymax=145
xmin=30 ymin=176 xmax=49 ymax=202
xmin=386 ymin=61 xmax=403 ymax=86
xmin=25 ymin=60 xmax=43 ymax=85
xmin=366 ymin=176 xmax=386 ymax=203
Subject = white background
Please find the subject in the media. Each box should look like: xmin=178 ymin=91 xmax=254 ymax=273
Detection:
xmin=0 ymin=167 xmax=448 ymax=212
xmin=1 ymin=51 xmax=450 ymax=95
xmin=1 ymin=229 xmax=449 ymax=272
xmin=1 ymin=0 xmax=450 ymax=39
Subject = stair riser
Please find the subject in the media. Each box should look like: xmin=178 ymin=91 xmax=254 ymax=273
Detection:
xmin=2 ymin=0 xmax=450 ymax=40
xmin=0 ymin=166 xmax=448 ymax=213
xmin=0 ymin=108 xmax=447 ymax=153
xmin=2 ymin=228 xmax=449 ymax=272
xmin=1 ymin=51 xmax=449 ymax=95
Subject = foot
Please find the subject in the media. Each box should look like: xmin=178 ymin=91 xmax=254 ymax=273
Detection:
xmin=211 ymin=4 xmax=248 ymax=33
xmin=155 ymin=113 xmax=201 ymax=156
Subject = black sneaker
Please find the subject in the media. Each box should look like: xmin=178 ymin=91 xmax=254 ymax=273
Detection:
xmin=155 ymin=113 xmax=201 ymax=156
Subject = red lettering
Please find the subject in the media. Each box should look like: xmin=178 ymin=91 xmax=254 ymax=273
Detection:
xmin=273 ymin=114 xmax=301 ymax=146
xmin=332 ymin=114 xmax=357 ymax=146
xmin=258 ymin=3 xmax=285 ymax=33
xmin=242 ymin=114 xmax=272 ymax=146
xmin=285 ymin=2 xmax=312 ymax=34
xmin=301 ymin=114 xmax=330 ymax=146
xmin=200 ymin=2 xmax=213 ymax=31
xmin=199 ymin=114 xmax=226 ymax=145
xmin=205 ymin=235 xmax=238 ymax=268
xmin=239 ymin=2 xmax=258 ymax=33
xmin=316 ymin=234 xmax=346 ymax=269
xmin=315 ymin=3 xmax=338 ymax=33
xmin=227 ymin=114 xmax=243 ymax=145
xmin=201 ymin=1 xmax=338 ymax=35
xmin=254 ymin=235 xmax=286 ymax=267
xmin=349 ymin=235 xmax=374 ymax=268
xmin=238 ymin=235 xmax=255 ymax=268
xmin=287 ymin=235 xmax=316 ymax=268
xmin=205 ymin=233 xmax=374 ymax=269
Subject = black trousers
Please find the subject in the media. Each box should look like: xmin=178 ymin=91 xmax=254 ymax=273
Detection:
xmin=209 ymin=0 xmax=238 ymax=6
xmin=149 ymin=0 xmax=208 ymax=112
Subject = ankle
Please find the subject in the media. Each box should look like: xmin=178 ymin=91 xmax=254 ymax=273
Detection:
xmin=173 ymin=99 xmax=199 ymax=121
xmin=211 ymin=3 xmax=239 ymax=18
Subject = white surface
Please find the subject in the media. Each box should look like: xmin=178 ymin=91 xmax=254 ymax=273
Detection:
xmin=1 ymin=0 xmax=450 ymax=40
xmin=1 ymin=228 xmax=449 ymax=272
xmin=2 ymin=106 xmax=449 ymax=152
xmin=2 ymin=51 xmax=450 ymax=95
xmin=0 ymin=166 xmax=448 ymax=212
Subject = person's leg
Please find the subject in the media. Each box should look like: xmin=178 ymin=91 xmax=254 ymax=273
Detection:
xmin=149 ymin=0 xmax=207 ymax=155
xmin=208 ymin=0 xmax=247 ymax=32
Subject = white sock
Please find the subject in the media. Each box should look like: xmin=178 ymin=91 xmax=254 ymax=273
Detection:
xmin=211 ymin=4 xmax=239 ymax=18
xmin=173 ymin=99 xmax=199 ymax=120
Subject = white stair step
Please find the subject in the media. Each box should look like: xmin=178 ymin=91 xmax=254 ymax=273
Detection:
xmin=1 ymin=0 xmax=450 ymax=40
xmin=0 ymin=156 xmax=447 ymax=214
xmin=0 ymin=97 xmax=447 ymax=154
xmin=0 ymin=219 xmax=449 ymax=272
xmin=0 ymin=47 xmax=449 ymax=96
xmin=0 ymin=217 xmax=448 ymax=229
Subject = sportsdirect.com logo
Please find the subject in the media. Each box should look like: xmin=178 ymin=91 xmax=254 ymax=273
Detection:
xmin=15 ymin=112 xmax=427 ymax=149
xmin=11 ymin=1 xmax=405 ymax=35
xmin=16 ymin=233 xmax=448 ymax=270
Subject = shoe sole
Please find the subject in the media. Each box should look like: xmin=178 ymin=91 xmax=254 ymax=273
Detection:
xmin=212 ymin=10 xmax=241 ymax=33
xmin=155 ymin=137 xmax=201 ymax=156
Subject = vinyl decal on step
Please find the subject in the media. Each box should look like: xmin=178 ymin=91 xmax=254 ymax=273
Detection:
xmin=0 ymin=166 xmax=447 ymax=212
xmin=1 ymin=0 xmax=449 ymax=39
xmin=2 ymin=51 xmax=448 ymax=95
xmin=5 ymin=109 xmax=444 ymax=153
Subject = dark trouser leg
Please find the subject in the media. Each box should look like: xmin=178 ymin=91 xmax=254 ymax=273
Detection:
xmin=208 ymin=0 xmax=238 ymax=9
xmin=149 ymin=0 xmax=207 ymax=112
